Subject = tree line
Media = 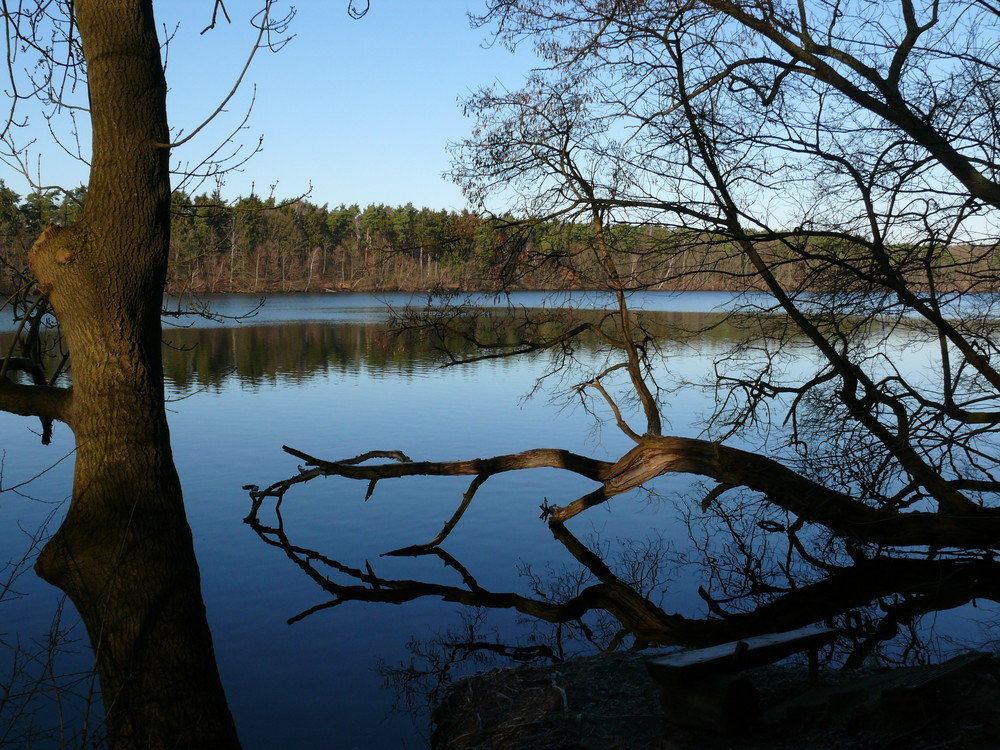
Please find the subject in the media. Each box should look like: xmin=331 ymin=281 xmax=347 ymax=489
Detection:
xmin=5 ymin=184 xmax=993 ymax=297
xmin=0 ymin=185 xmax=766 ymax=294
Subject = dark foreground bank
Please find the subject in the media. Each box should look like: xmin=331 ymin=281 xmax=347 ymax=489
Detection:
xmin=432 ymin=650 xmax=1000 ymax=749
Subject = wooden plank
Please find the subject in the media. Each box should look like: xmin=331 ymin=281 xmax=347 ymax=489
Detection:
xmin=646 ymin=625 xmax=837 ymax=683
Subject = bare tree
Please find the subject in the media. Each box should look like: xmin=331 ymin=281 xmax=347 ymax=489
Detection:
xmin=251 ymin=0 xmax=1000 ymax=661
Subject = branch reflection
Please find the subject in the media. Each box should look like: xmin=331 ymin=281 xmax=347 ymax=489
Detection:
xmin=245 ymin=493 xmax=1000 ymax=665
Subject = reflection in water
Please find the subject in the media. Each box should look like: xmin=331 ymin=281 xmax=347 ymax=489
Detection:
xmin=234 ymin=297 xmax=1000 ymax=742
xmin=1 ymin=300 xmax=750 ymax=748
xmin=156 ymin=307 xmax=744 ymax=391
xmin=245 ymin=476 xmax=1000 ymax=740
xmin=245 ymin=441 xmax=1000 ymax=739
xmin=246 ymin=504 xmax=683 ymax=642
xmin=1 ymin=299 xmax=765 ymax=394
xmin=247 ymin=447 xmax=1000 ymax=652
xmin=8 ymin=293 xmax=999 ymax=747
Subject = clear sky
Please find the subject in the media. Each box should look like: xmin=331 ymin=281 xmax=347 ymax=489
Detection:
xmin=6 ymin=1 xmax=538 ymax=211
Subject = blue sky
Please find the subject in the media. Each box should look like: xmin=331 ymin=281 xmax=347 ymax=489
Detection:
xmin=7 ymin=1 xmax=537 ymax=211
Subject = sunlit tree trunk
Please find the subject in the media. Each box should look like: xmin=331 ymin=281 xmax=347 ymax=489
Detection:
xmin=15 ymin=1 xmax=242 ymax=747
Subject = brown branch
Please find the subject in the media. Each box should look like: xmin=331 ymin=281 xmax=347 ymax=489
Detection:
xmin=244 ymin=444 xmax=612 ymax=524
xmin=384 ymin=473 xmax=492 ymax=555
xmin=668 ymin=38 xmax=976 ymax=516
xmin=552 ymin=436 xmax=1000 ymax=548
xmin=577 ymin=364 xmax=643 ymax=443
xmin=0 ymin=379 xmax=72 ymax=426
xmin=0 ymin=362 xmax=72 ymax=444
xmin=944 ymin=408 xmax=1000 ymax=426
xmin=700 ymin=482 xmax=737 ymax=512
xmin=200 ymin=0 xmax=232 ymax=34
xmin=701 ymin=0 xmax=1000 ymax=210
xmin=285 ymin=446 xmax=412 ymax=466
xmin=0 ymin=356 xmax=46 ymax=384
xmin=279 ymin=444 xmax=612 ymax=483
xmin=253 ymin=435 xmax=1000 ymax=551
xmin=438 ymin=322 xmax=594 ymax=367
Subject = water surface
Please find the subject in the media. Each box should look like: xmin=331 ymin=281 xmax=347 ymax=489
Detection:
xmin=1 ymin=291 xmax=992 ymax=748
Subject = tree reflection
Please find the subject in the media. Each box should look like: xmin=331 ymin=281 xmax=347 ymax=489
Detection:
xmin=245 ymin=465 xmax=1000 ymax=667
xmin=243 ymin=290 xmax=1000 ymax=732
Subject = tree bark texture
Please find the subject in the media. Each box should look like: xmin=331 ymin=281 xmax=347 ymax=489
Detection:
xmin=23 ymin=2 xmax=241 ymax=747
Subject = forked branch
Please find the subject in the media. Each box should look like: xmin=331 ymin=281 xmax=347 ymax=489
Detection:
xmin=249 ymin=435 xmax=1000 ymax=553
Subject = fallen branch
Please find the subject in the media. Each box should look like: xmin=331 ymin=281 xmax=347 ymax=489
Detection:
xmin=249 ymin=436 xmax=1000 ymax=550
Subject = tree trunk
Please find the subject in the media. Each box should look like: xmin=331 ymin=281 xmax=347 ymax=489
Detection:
xmin=25 ymin=2 xmax=241 ymax=748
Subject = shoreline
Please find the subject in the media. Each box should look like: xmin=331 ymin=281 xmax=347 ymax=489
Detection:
xmin=431 ymin=650 xmax=1000 ymax=749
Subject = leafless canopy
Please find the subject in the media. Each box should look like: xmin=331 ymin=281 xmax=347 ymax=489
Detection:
xmin=249 ymin=0 xmax=1000 ymax=660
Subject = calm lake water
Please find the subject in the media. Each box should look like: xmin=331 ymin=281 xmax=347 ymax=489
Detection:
xmin=1 ymin=291 xmax=994 ymax=749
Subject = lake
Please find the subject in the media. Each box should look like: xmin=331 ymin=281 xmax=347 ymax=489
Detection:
xmin=1 ymin=291 xmax=994 ymax=749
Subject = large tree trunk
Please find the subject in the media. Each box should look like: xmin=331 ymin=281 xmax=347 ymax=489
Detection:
xmin=23 ymin=2 xmax=241 ymax=747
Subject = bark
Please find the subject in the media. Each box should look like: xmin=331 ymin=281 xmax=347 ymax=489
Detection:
xmin=260 ymin=438 xmax=1000 ymax=552
xmin=11 ymin=2 xmax=242 ymax=747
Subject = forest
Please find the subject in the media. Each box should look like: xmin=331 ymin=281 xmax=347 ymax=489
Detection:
xmin=3 ymin=185 xmax=995 ymax=296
